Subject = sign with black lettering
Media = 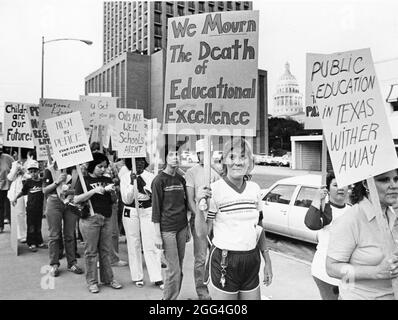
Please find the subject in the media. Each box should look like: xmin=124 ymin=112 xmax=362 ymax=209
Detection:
xmin=3 ymin=102 xmax=34 ymax=148
xmin=163 ymin=11 xmax=259 ymax=137
xmin=310 ymin=48 xmax=398 ymax=186
xmin=26 ymin=105 xmax=49 ymax=161
xmin=114 ymin=109 xmax=146 ymax=158
xmin=304 ymin=53 xmax=323 ymax=130
xmin=45 ymin=112 xmax=93 ymax=170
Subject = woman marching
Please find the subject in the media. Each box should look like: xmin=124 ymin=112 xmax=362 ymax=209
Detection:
xmin=119 ymin=157 xmax=163 ymax=289
xmin=74 ymin=152 xmax=123 ymax=294
xmin=304 ymin=172 xmax=350 ymax=300
xmin=326 ymin=169 xmax=398 ymax=300
xmin=203 ymin=137 xmax=273 ymax=300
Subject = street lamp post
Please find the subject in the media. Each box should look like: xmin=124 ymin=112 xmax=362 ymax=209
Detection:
xmin=41 ymin=36 xmax=93 ymax=99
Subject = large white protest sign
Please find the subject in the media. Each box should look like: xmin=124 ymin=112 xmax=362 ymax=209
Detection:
xmin=79 ymin=95 xmax=117 ymax=127
xmin=163 ymin=11 xmax=259 ymax=137
xmin=3 ymin=102 xmax=34 ymax=148
xmin=114 ymin=109 xmax=146 ymax=158
xmin=45 ymin=112 xmax=93 ymax=170
xmin=310 ymin=48 xmax=398 ymax=187
xmin=304 ymin=54 xmax=323 ymax=130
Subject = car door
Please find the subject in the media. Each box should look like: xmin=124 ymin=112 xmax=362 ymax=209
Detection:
xmin=262 ymin=184 xmax=296 ymax=236
xmin=288 ymin=185 xmax=319 ymax=243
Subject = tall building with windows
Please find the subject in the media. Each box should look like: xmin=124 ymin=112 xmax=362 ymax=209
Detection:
xmin=85 ymin=1 xmax=268 ymax=154
xmin=102 ymin=1 xmax=252 ymax=63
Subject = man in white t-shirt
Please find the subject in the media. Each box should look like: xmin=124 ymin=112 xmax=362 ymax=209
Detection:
xmin=185 ymin=139 xmax=220 ymax=300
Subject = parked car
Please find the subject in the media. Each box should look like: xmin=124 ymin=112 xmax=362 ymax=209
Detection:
xmin=260 ymin=174 xmax=321 ymax=244
xmin=254 ymin=153 xmax=269 ymax=165
xmin=273 ymin=155 xmax=291 ymax=167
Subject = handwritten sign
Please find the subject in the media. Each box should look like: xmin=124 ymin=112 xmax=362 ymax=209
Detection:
xmin=163 ymin=11 xmax=259 ymax=137
xmin=45 ymin=112 xmax=93 ymax=170
xmin=80 ymin=95 xmax=117 ymax=147
xmin=26 ymin=105 xmax=50 ymax=161
xmin=310 ymin=48 xmax=398 ymax=187
xmin=304 ymin=53 xmax=323 ymax=130
xmin=3 ymin=102 xmax=34 ymax=148
xmin=114 ymin=109 xmax=146 ymax=158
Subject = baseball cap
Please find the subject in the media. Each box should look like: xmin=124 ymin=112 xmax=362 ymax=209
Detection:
xmin=27 ymin=160 xmax=39 ymax=170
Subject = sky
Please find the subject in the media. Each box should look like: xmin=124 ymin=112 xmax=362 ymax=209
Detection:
xmin=1 ymin=0 xmax=398 ymax=121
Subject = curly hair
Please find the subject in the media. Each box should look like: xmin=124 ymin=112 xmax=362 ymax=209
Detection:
xmin=349 ymin=181 xmax=367 ymax=204
xmin=325 ymin=172 xmax=335 ymax=191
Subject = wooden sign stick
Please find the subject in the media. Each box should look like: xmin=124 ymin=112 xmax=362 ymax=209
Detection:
xmin=367 ymin=177 xmax=398 ymax=299
xmin=131 ymin=157 xmax=140 ymax=212
xmin=76 ymin=165 xmax=95 ymax=217
xmin=321 ymin=134 xmax=328 ymax=211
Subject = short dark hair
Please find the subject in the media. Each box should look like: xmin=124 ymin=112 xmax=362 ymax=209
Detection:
xmin=90 ymin=141 xmax=100 ymax=152
xmin=325 ymin=172 xmax=335 ymax=191
xmin=124 ymin=157 xmax=149 ymax=171
xmin=87 ymin=152 xmax=109 ymax=173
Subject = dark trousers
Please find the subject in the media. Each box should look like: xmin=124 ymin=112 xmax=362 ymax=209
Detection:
xmin=26 ymin=209 xmax=43 ymax=246
xmin=0 ymin=190 xmax=9 ymax=228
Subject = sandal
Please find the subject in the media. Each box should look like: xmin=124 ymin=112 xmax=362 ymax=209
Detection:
xmin=134 ymin=280 xmax=144 ymax=288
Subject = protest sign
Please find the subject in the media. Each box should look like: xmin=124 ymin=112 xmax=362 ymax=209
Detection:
xmin=39 ymin=98 xmax=92 ymax=130
xmin=26 ymin=105 xmax=49 ymax=161
xmin=45 ymin=112 xmax=93 ymax=170
xmin=310 ymin=48 xmax=398 ymax=187
xmin=3 ymin=102 xmax=34 ymax=148
xmin=304 ymin=54 xmax=323 ymax=130
xmin=114 ymin=109 xmax=146 ymax=158
xmin=80 ymin=95 xmax=117 ymax=148
xmin=163 ymin=11 xmax=259 ymax=137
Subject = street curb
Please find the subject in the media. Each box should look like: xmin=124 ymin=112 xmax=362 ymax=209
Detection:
xmin=270 ymin=249 xmax=312 ymax=266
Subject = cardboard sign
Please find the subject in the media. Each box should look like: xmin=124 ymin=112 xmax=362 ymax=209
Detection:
xmin=163 ymin=11 xmax=259 ymax=137
xmin=304 ymin=54 xmax=323 ymax=130
xmin=39 ymin=98 xmax=92 ymax=130
xmin=310 ymin=48 xmax=398 ymax=187
xmin=26 ymin=105 xmax=50 ymax=161
xmin=80 ymin=95 xmax=117 ymax=148
xmin=3 ymin=102 xmax=34 ymax=148
xmin=45 ymin=112 xmax=93 ymax=170
xmin=114 ymin=109 xmax=146 ymax=158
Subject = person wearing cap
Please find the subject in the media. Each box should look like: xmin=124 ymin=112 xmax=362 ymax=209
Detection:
xmin=184 ymin=139 xmax=220 ymax=300
xmin=13 ymin=160 xmax=45 ymax=252
xmin=119 ymin=157 xmax=163 ymax=289
xmin=0 ymin=145 xmax=13 ymax=233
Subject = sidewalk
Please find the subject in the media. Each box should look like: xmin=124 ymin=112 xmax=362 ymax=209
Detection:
xmin=0 ymin=223 xmax=320 ymax=300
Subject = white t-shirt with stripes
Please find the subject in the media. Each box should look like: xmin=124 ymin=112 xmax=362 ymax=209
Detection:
xmin=207 ymin=178 xmax=263 ymax=251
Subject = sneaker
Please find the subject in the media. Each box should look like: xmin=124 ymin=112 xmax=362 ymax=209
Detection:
xmin=105 ymin=280 xmax=123 ymax=289
xmin=38 ymin=243 xmax=48 ymax=249
xmin=155 ymin=281 xmax=164 ymax=290
xmin=49 ymin=265 xmax=60 ymax=277
xmin=20 ymin=238 xmax=27 ymax=243
xmin=68 ymin=264 xmax=84 ymax=274
xmin=134 ymin=280 xmax=144 ymax=288
xmin=88 ymin=284 xmax=99 ymax=294
xmin=111 ymin=260 xmax=128 ymax=267
xmin=4 ymin=219 xmax=9 ymax=225
xmin=29 ymin=245 xmax=38 ymax=252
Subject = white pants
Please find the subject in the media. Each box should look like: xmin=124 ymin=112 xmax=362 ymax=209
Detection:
xmin=13 ymin=197 xmax=26 ymax=240
xmin=122 ymin=206 xmax=162 ymax=283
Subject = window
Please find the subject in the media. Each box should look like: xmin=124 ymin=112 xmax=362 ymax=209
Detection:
xmin=264 ymin=185 xmax=295 ymax=205
xmin=154 ymin=12 xmax=161 ymax=24
xmin=178 ymin=7 xmax=184 ymax=16
xmin=294 ymin=187 xmax=317 ymax=208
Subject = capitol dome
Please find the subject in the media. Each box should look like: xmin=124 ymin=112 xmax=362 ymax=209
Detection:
xmin=273 ymin=62 xmax=303 ymax=117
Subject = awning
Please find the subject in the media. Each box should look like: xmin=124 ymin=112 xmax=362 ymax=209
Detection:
xmin=387 ymin=84 xmax=398 ymax=103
